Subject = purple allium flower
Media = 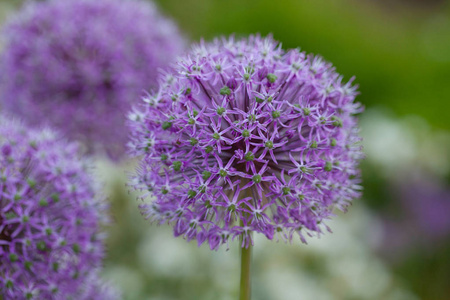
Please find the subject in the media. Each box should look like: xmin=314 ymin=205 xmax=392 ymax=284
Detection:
xmin=0 ymin=0 xmax=184 ymax=160
xmin=0 ymin=115 xmax=114 ymax=299
xmin=128 ymin=35 xmax=363 ymax=250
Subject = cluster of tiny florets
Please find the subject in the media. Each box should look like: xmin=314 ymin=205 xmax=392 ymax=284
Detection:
xmin=0 ymin=116 xmax=115 ymax=299
xmin=0 ymin=0 xmax=184 ymax=160
xmin=128 ymin=35 xmax=363 ymax=249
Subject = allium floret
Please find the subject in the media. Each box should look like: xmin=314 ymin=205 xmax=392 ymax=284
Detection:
xmin=0 ymin=0 xmax=184 ymax=160
xmin=0 ymin=116 xmax=114 ymax=299
xmin=128 ymin=35 xmax=363 ymax=250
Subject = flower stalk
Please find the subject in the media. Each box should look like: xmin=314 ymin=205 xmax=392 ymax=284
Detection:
xmin=239 ymin=236 xmax=252 ymax=300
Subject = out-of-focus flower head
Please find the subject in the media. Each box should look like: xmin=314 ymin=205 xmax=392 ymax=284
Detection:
xmin=0 ymin=115 xmax=117 ymax=299
xmin=0 ymin=0 xmax=185 ymax=160
xmin=380 ymin=175 xmax=450 ymax=256
xmin=128 ymin=35 xmax=363 ymax=250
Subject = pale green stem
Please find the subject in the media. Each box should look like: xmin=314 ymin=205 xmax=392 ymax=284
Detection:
xmin=239 ymin=238 xmax=252 ymax=300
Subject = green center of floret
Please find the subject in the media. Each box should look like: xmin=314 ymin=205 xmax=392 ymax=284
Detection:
xmin=330 ymin=138 xmax=337 ymax=147
xmin=190 ymin=138 xmax=198 ymax=146
xmin=252 ymin=174 xmax=262 ymax=183
xmin=5 ymin=280 xmax=13 ymax=289
xmin=213 ymin=133 xmax=221 ymax=140
xmin=162 ymin=121 xmax=172 ymax=130
xmin=51 ymin=193 xmax=60 ymax=203
xmin=303 ymin=107 xmax=311 ymax=116
xmin=72 ymin=244 xmax=80 ymax=254
xmin=220 ymin=86 xmax=231 ymax=95
xmin=310 ymin=141 xmax=318 ymax=148
xmin=27 ymin=179 xmax=36 ymax=189
xmin=331 ymin=116 xmax=343 ymax=127
xmin=243 ymin=73 xmax=250 ymax=81
xmin=9 ymin=253 xmax=18 ymax=262
xmin=244 ymin=152 xmax=255 ymax=161
xmin=272 ymin=111 xmax=281 ymax=118
xmin=187 ymin=190 xmax=197 ymax=198
xmin=282 ymin=187 xmax=291 ymax=195
xmin=219 ymin=169 xmax=228 ymax=177
xmin=267 ymin=73 xmax=277 ymax=83
xmin=245 ymin=66 xmax=255 ymax=74
xmin=216 ymin=107 xmax=226 ymax=115
xmin=172 ymin=161 xmax=182 ymax=171
xmin=205 ymin=146 xmax=214 ymax=153
xmin=161 ymin=154 xmax=168 ymax=161
xmin=202 ymin=171 xmax=211 ymax=180
xmin=188 ymin=118 xmax=195 ymax=125
xmin=242 ymin=130 xmax=250 ymax=138
xmin=265 ymin=141 xmax=274 ymax=149
xmin=324 ymin=161 xmax=333 ymax=172
xmin=258 ymin=96 xmax=273 ymax=103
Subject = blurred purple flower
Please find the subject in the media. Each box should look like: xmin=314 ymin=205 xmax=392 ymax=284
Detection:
xmin=382 ymin=176 xmax=450 ymax=254
xmin=128 ymin=35 xmax=363 ymax=249
xmin=0 ymin=0 xmax=184 ymax=160
xmin=0 ymin=115 xmax=116 ymax=299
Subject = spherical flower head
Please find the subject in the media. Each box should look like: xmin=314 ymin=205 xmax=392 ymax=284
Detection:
xmin=0 ymin=115 xmax=113 ymax=299
xmin=0 ymin=0 xmax=185 ymax=160
xmin=128 ymin=35 xmax=363 ymax=250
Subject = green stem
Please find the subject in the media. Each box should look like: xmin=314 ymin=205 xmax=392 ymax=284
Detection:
xmin=239 ymin=239 xmax=252 ymax=300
